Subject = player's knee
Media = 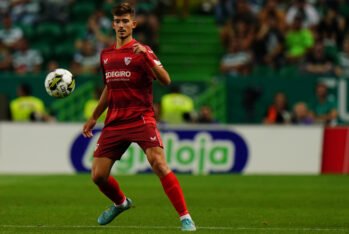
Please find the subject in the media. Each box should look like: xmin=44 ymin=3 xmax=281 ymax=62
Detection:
xmin=91 ymin=173 xmax=108 ymax=185
xmin=151 ymin=160 xmax=170 ymax=177
xmin=146 ymin=147 xmax=170 ymax=177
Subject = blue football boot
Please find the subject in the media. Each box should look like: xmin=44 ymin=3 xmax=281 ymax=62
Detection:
xmin=181 ymin=218 xmax=196 ymax=231
xmin=97 ymin=198 xmax=133 ymax=225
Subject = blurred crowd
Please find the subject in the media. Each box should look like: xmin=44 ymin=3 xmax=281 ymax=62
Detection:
xmin=262 ymin=82 xmax=337 ymax=126
xmin=0 ymin=0 xmax=344 ymax=126
xmin=217 ymin=0 xmax=349 ymax=78
xmin=0 ymin=0 xmax=217 ymax=124
xmin=214 ymin=0 xmax=347 ymax=126
xmin=0 ymin=0 xmax=169 ymax=75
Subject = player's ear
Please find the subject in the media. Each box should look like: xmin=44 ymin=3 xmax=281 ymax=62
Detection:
xmin=132 ymin=20 xmax=137 ymax=29
xmin=112 ymin=18 xmax=117 ymax=30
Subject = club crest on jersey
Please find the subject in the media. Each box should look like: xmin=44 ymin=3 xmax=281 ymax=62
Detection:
xmin=124 ymin=57 xmax=132 ymax=65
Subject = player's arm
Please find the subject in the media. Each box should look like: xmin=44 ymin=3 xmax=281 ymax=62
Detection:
xmin=91 ymin=86 xmax=108 ymax=120
xmin=150 ymin=62 xmax=171 ymax=85
xmin=133 ymin=43 xmax=171 ymax=85
xmin=82 ymin=86 xmax=108 ymax=138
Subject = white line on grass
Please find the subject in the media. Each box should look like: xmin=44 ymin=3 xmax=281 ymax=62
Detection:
xmin=1 ymin=225 xmax=349 ymax=232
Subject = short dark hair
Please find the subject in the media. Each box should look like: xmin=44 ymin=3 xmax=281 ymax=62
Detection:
xmin=19 ymin=83 xmax=32 ymax=96
xmin=112 ymin=2 xmax=135 ymax=17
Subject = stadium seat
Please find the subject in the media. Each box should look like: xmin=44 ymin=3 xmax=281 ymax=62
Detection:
xmin=35 ymin=23 xmax=62 ymax=43
xmin=54 ymin=42 xmax=75 ymax=61
xmin=31 ymin=43 xmax=52 ymax=59
xmin=325 ymin=45 xmax=339 ymax=64
xmin=71 ymin=3 xmax=95 ymax=22
xmin=278 ymin=65 xmax=300 ymax=78
xmin=252 ymin=65 xmax=275 ymax=77
xmin=64 ymin=23 xmax=86 ymax=41
xmin=17 ymin=24 xmax=36 ymax=41
xmin=159 ymin=15 xmax=222 ymax=82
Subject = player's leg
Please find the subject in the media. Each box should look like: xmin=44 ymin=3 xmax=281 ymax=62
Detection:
xmin=145 ymin=146 xmax=196 ymax=231
xmin=92 ymin=132 xmax=133 ymax=225
xmin=136 ymin=124 xmax=195 ymax=230
xmin=92 ymin=156 xmax=133 ymax=225
xmin=91 ymin=157 xmax=126 ymax=206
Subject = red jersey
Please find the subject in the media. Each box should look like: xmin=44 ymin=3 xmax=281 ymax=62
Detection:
xmin=100 ymin=39 xmax=161 ymax=130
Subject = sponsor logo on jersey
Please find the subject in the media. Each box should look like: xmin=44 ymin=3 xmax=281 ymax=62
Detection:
xmin=124 ymin=57 xmax=132 ymax=65
xmin=105 ymin=70 xmax=131 ymax=79
xmin=150 ymin=136 xmax=157 ymax=141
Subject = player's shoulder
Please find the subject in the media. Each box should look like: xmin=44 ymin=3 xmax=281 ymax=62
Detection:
xmin=136 ymin=41 xmax=155 ymax=54
xmin=101 ymin=44 xmax=115 ymax=55
xmin=144 ymin=45 xmax=155 ymax=54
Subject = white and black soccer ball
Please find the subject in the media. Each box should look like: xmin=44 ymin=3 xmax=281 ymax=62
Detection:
xmin=44 ymin=68 xmax=75 ymax=98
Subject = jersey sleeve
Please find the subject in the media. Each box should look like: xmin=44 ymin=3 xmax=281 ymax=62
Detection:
xmin=143 ymin=46 xmax=162 ymax=79
xmin=145 ymin=46 xmax=162 ymax=67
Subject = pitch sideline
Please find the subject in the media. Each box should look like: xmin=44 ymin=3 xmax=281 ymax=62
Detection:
xmin=1 ymin=224 xmax=348 ymax=232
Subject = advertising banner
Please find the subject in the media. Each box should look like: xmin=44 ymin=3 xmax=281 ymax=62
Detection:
xmin=0 ymin=123 xmax=323 ymax=174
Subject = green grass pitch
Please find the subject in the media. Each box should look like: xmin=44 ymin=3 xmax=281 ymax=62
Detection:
xmin=1 ymin=174 xmax=349 ymax=233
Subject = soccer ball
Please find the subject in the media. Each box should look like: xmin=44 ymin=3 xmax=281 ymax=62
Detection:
xmin=45 ymin=68 xmax=75 ymax=98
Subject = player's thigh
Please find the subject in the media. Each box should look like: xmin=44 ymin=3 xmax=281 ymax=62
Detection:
xmin=145 ymin=146 xmax=171 ymax=177
xmin=145 ymin=146 xmax=167 ymax=165
xmin=136 ymin=124 xmax=163 ymax=150
xmin=135 ymin=124 xmax=166 ymax=163
xmin=92 ymin=140 xmax=130 ymax=180
xmin=94 ymin=129 xmax=131 ymax=161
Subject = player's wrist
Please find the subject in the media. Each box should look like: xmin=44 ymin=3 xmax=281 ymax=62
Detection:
xmin=90 ymin=116 xmax=98 ymax=122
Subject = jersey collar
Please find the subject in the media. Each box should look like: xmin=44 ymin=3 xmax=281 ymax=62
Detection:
xmin=115 ymin=39 xmax=136 ymax=50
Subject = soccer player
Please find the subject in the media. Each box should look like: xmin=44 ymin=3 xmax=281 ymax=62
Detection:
xmin=82 ymin=2 xmax=196 ymax=232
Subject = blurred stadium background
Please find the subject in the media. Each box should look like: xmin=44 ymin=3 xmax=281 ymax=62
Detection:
xmin=1 ymin=0 xmax=349 ymax=233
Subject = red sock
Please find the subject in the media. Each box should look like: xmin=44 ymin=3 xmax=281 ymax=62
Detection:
xmin=98 ymin=176 xmax=125 ymax=205
xmin=160 ymin=172 xmax=189 ymax=216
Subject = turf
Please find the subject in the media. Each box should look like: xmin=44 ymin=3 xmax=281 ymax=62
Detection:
xmin=0 ymin=174 xmax=349 ymax=233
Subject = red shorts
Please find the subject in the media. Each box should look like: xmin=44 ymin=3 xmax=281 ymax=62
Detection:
xmin=94 ymin=124 xmax=163 ymax=160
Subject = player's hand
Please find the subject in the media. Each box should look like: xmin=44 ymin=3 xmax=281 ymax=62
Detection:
xmin=82 ymin=118 xmax=96 ymax=138
xmin=133 ymin=43 xmax=157 ymax=67
xmin=133 ymin=43 xmax=147 ymax=54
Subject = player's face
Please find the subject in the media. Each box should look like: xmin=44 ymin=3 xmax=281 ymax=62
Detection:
xmin=113 ymin=14 xmax=136 ymax=40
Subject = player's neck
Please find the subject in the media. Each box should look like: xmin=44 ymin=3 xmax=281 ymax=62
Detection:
xmin=116 ymin=36 xmax=133 ymax=49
